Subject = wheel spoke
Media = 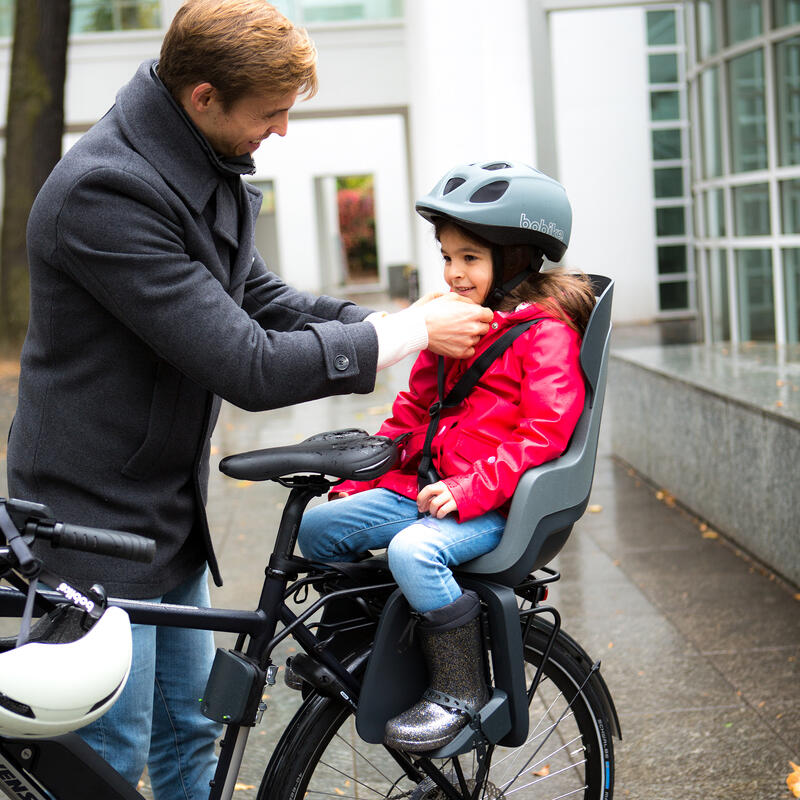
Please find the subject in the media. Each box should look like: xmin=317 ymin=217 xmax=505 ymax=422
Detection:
xmin=266 ymin=627 xmax=613 ymax=800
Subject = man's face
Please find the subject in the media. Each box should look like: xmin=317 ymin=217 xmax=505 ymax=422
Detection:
xmin=193 ymin=87 xmax=297 ymax=157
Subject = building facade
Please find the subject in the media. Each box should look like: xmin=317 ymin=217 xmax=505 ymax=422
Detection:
xmin=1 ymin=0 xmax=798 ymax=339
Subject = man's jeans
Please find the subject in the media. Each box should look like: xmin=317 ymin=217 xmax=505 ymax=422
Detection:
xmin=78 ymin=567 xmax=221 ymax=799
xmin=297 ymin=488 xmax=506 ymax=613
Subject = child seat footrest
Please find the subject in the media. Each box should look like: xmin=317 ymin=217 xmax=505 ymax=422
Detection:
xmin=427 ymin=689 xmax=511 ymax=758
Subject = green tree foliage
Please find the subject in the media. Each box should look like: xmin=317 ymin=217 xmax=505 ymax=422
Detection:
xmin=0 ymin=0 xmax=71 ymax=345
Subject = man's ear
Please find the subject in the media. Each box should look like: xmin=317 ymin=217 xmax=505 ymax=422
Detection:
xmin=187 ymin=82 xmax=217 ymax=113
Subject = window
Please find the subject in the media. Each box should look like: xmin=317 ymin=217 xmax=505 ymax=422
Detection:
xmin=0 ymin=0 xmax=161 ymax=35
xmin=651 ymin=91 xmax=681 ymax=121
xmin=736 ymin=249 xmax=775 ymax=340
xmin=658 ymin=244 xmax=689 ymax=273
xmin=784 ymin=248 xmax=800 ymax=341
xmin=659 ymin=281 xmax=691 ymax=309
xmin=700 ymin=67 xmax=723 ymax=177
xmin=656 ymin=206 xmax=686 ymax=235
xmin=732 ymin=182 xmax=770 ymax=234
xmin=697 ymin=0 xmax=718 ymax=59
xmin=707 ymin=249 xmax=731 ymax=340
xmin=647 ymin=5 xmax=693 ymax=315
xmin=775 ymin=36 xmax=800 ymax=166
xmin=780 ymin=178 xmax=800 ymax=232
xmin=706 ymin=189 xmax=727 ymax=236
xmin=647 ymin=9 xmax=677 ymax=45
xmin=729 ymin=49 xmax=768 ymax=172
xmin=725 ymin=0 xmax=762 ymax=45
xmin=773 ymin=0 xmax=800 ymax=27
xmin=655 ymin=167 xmax=684 ymax=197
xmin=649 ymin=53 xmax=679 ymax=84
xmin=273 ymin=0 xmax=403 ymax=23
xmin=653 ymin=128 xmax=683 ymax=160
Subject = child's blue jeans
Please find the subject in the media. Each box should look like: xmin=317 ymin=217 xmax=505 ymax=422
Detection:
xmin=297 ymin=488 xmax=506 ymax=613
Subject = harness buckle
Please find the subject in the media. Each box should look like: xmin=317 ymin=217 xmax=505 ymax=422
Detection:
xmin=428 ymin=401 xmax=442 ymax=417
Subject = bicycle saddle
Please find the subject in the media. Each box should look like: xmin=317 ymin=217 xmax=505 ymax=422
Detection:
xmin=219 ymin=428 xmax=399 ymax=482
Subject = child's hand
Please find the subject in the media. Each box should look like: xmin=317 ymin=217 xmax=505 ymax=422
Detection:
xmin=329 ymin=492 xmax=350 ymax=501
xmin=417 ymin=482 xmax=457 ymax=519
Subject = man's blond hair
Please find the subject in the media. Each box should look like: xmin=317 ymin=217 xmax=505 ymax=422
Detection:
xmin=159 ymin=0 xmax=317 ymax=106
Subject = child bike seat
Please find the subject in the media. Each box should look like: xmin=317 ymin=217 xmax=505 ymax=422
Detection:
xmin=219 ymin=428 xmax=399 ymax=482
xmin=455 ymin=273 xmax=614 ymax=587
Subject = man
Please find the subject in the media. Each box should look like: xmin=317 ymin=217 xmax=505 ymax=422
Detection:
xmin=6 ymin=0 xmax=492 ymax=796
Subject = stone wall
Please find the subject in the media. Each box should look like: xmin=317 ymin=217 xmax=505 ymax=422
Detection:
xmin=609 ymin=345 xmax=800 ymax=588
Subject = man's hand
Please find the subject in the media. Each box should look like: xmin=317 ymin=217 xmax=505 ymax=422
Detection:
xmin=420 ymin=294 xmax=493 ymax=359
xmin=417 ymin=482 xmax=457 ymax=519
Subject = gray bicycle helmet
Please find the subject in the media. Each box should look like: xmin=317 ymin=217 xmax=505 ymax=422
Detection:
xmin=415 ymin=160 xmax=571 ymax=261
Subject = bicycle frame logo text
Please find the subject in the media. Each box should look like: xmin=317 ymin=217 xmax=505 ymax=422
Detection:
xmin=0 ymin=766 xmax=41 ymax=800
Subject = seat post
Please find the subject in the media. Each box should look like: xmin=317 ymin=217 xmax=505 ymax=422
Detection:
xmin=269 ymin=478 xmax=330 ymax=565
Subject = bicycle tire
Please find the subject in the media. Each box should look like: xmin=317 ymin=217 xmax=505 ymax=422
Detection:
xmin=259 ymin=624 xmax=615 ymax=800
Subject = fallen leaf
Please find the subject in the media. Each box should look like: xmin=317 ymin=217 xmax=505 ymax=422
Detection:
xmin=234 ymin=783 xmax=255 ymax=791
xmin=588 ymin=504 xmax=603 ymax=513
xmin=699 ymin=522 xmax=708 ymax=532
xmin=367 ymin=404 xmax=391 ymax=415
xmin=533 ymin=764 xmax=551 ymax=777
xmin=236 ymin=480 xmax=254 ymax=488
xmin=777 ymin=379 xmax=786 ymax=387
xmin=607 ymin=642 xmax=614 ymax=649
xmin=777 ymin=400 xmax=785 ymax=407
xmin=794 ymin=594 xmax=800 ymax=602
xmin=787 ymin=761 xmax=800 ymax=797
xmin=702 ymin=530 xmax=719 ymax=540
xmin=210 ymin=445 xmax=219 ymax=455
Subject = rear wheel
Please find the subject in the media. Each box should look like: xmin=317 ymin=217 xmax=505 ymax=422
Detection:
xmin=259 ymin=626 xmax=614 ymax=799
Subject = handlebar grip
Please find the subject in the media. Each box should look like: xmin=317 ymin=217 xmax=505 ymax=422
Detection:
xmin=48 ymin=523 xmax=156 ymax=563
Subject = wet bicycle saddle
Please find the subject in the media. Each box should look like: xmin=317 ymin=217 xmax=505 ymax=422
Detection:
xmin=219 ymin=428 xmax=399 ymax=482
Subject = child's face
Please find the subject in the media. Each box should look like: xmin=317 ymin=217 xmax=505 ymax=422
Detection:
xmin=439 ymin=226 xmax=494 ymax=306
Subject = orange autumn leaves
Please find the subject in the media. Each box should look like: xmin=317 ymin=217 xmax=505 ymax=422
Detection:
xmin=788 ymin=761 xmax=800 ymax=798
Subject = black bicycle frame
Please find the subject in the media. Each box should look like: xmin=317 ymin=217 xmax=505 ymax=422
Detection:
xmin=0 ymin=477 xmax=391 ymax=800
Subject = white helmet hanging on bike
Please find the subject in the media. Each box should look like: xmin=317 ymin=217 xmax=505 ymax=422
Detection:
xmin=0 ymin=603 xmax=132 ymax=738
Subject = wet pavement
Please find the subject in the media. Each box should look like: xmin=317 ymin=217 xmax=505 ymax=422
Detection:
xmin=1 ymin=321 xmax=798 ymax=799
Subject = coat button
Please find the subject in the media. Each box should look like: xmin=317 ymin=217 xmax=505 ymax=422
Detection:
xmin=334 ymin=354 xmax=350 ymax=371
xmin=491 ymin=322 xmax=499 ymax=329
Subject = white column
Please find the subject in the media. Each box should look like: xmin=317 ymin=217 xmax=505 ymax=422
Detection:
xmin=405 ymin=0 xmax=538 ymax=293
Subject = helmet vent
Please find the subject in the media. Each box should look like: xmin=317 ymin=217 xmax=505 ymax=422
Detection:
xmin=443 ymin=177 xmax=466 ymax=195
xmin=482 ymin=162 xmax=511 ymax=171
xmin=469 ymin=180 xmax=509 ymax=204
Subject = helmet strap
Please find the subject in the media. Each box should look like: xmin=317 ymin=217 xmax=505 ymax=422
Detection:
xmin=488 ymin=247 xmax=544 ymax=308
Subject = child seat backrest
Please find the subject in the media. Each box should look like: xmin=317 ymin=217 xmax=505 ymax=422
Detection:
xmin=455 ymin=274 xmax=614 ymax=587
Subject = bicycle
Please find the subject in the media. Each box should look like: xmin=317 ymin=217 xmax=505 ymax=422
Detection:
xmin=0 ymin=274 xmax=619 ymax=800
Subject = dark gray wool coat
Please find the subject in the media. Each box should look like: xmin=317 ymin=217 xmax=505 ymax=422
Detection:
xmin=7 ymin=60 xmax=379 ymax=598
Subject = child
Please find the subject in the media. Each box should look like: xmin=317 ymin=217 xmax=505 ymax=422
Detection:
xmin=298 ymin=161 xmax=595 ymax=752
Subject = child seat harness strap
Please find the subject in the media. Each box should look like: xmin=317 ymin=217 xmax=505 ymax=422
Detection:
xmin=417 ymin=318 xmax=546 ymax=491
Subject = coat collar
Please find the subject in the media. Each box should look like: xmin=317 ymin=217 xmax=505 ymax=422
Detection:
xmin=114 ymin=60 xmax=254 ymax=216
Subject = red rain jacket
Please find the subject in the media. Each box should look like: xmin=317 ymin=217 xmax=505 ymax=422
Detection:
xmin=335 ymin=302 xmax=586 ymax=521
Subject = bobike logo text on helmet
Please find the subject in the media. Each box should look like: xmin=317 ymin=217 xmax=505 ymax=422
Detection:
xmin=520 ymin=213 xmax=565 ymax=241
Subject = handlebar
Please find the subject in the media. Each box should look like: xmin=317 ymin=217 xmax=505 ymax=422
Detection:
xmin=28 ymin=521 xmax=156 ymax=563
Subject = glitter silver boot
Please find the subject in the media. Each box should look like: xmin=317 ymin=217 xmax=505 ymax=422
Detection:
xmin=384 ymin=591 xmax=489 ymax=752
